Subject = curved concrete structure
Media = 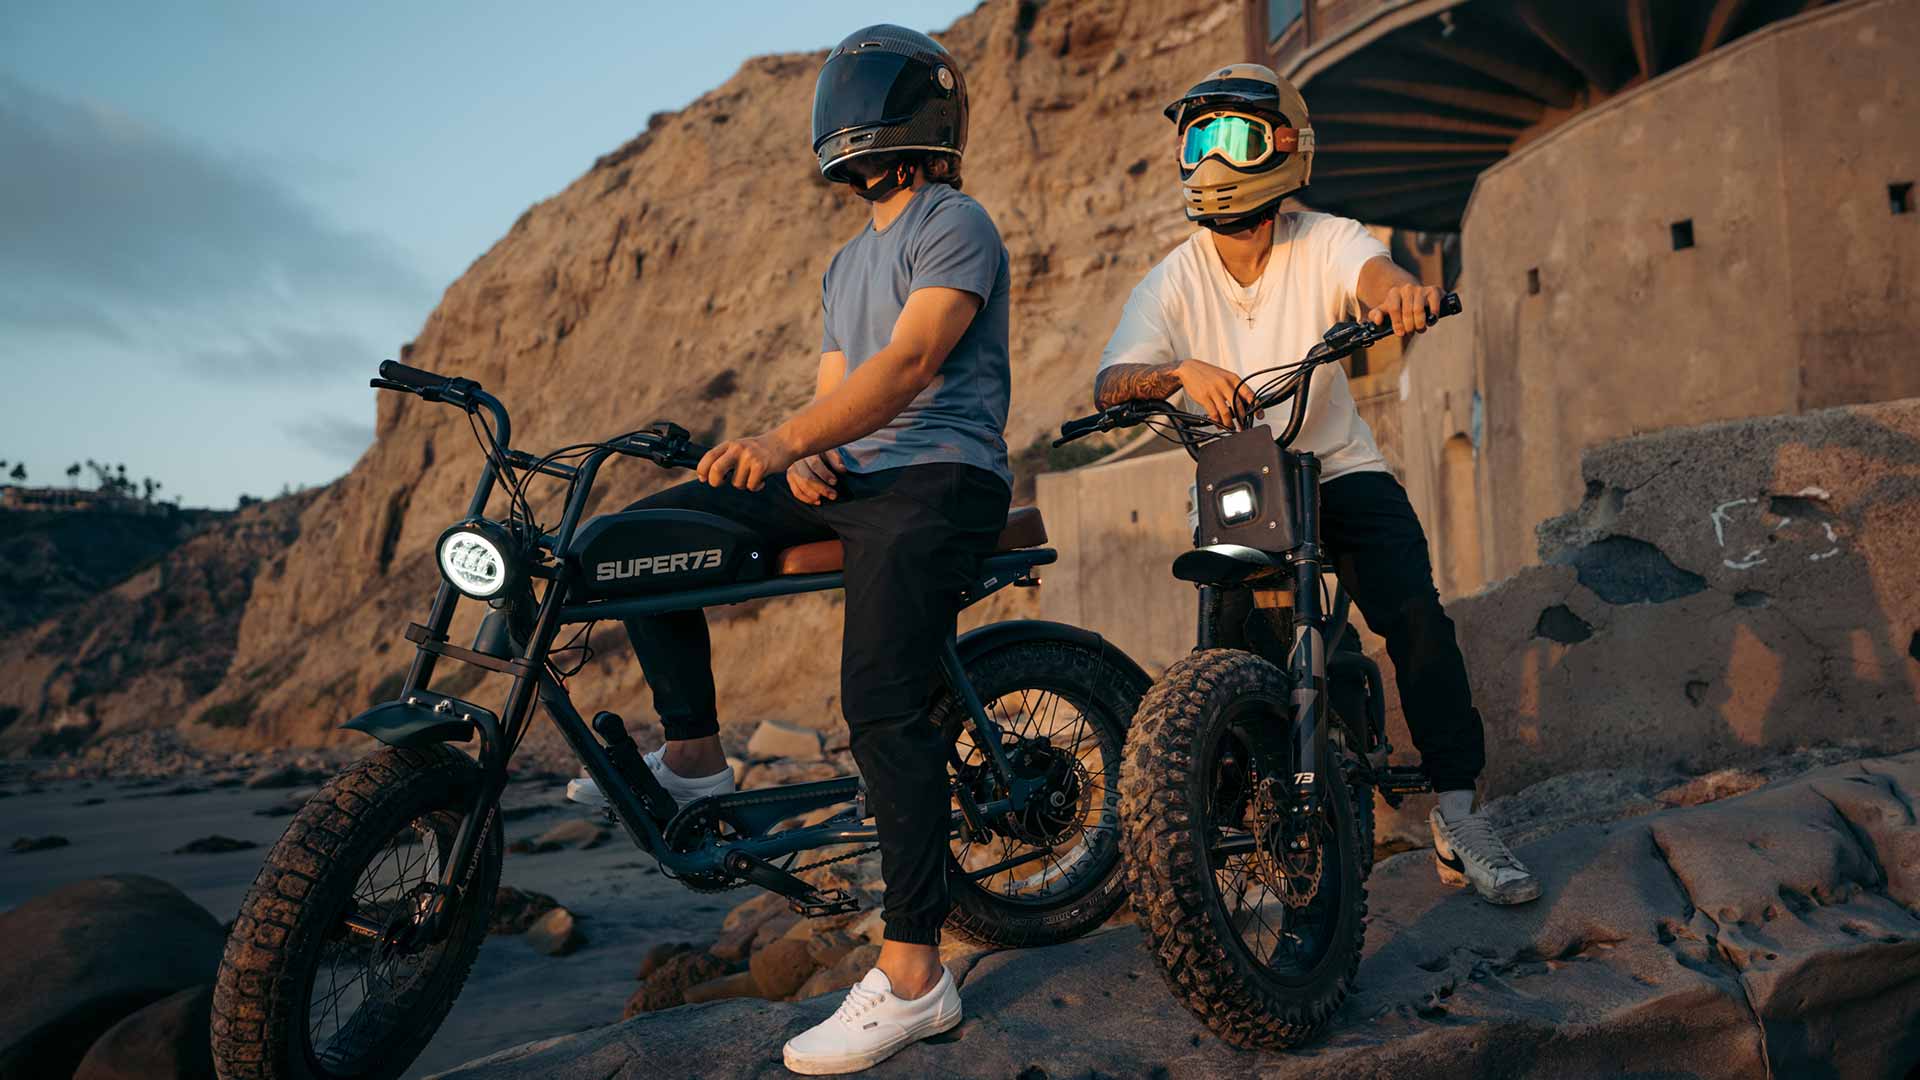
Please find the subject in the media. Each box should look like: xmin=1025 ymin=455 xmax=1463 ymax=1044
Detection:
xmin=1248 ymin=0 xmax=1858 ymax=230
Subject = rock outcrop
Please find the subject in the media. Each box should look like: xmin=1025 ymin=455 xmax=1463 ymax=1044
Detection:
xmin=0 ymin=494 xmax=312 ymax=757
xmin=0 ymin=507 xmax=214 ymax=637
xmin=0 ymin=875 xmax=226 ymax=1080
xmin=71 ymin=984 xmax=215 ymax=1080
xmin=1373 ymin=398 xmax=1920 ymax=805
xmin=430 ymin=751 xmax=1920 ymax=1080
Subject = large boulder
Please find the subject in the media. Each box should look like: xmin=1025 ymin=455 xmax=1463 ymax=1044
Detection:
xmin=0 ymin=875 xmax=225 ymax=1080
xmin=429 ymin=751 xmax=1920 ymax=1079
xmin=71 ymin=984 xmax=214 ymax=1080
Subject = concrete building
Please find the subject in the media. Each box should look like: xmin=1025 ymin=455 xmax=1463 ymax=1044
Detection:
xmin=1039 ymin=0 xmax=1920 ymax=672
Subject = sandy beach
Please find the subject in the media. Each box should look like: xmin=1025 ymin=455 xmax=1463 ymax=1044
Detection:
xmin=0 ymin=762 xmax=723 ymax=1077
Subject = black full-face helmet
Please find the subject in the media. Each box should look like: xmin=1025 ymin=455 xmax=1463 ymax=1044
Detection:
xmin=812 ymin=25 xmax=968 ymax=184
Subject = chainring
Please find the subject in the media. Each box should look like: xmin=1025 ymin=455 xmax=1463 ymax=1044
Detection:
xmin=658 ymin=806 xmax=880 ymax=895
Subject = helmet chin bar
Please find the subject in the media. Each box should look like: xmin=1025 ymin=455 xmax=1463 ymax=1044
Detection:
xmin=849 ymin=160 xmax=912 ymax=202
xmin=1204 ymin=207 xmax=1278 ymax=235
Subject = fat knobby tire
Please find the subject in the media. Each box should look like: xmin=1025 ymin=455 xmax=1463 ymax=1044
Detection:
xmin=1119 ymin=649 xmax=1367 ymax=1050
xmin=936 ymin=640 xmax=1142 ymax=949
xmin=211 ymin=745 xmax=502 ymax=1080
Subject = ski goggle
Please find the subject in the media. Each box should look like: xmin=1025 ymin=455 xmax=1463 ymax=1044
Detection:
xmin=1178 ymin=111 xmax=1306 ymax=170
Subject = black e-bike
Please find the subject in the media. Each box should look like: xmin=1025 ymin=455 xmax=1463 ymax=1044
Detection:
xmin=1053 ymin=294 xmax=1462 ymax=1049
xmin=211 ymin=361 xmax=1148 ymax=1080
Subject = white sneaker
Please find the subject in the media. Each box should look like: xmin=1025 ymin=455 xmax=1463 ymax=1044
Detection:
xmin=1430 ymin=807 xmax=1542 ymax=905
xmin=782 ymin=967 xmax=961 ymax=1076
xmin=564 ymin=748 xmax=735 ymax=809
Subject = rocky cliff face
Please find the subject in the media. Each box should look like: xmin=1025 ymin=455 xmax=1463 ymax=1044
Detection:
xmin=0 ymin=496 xmax=312 ymax=757
xmin=183 ymin=0 xmax=1241 ymax=751
xmin=0 ymin=508 xmax=213 ymax=637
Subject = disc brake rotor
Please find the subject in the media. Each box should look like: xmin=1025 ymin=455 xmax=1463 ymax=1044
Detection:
xmin=1252 ymin=781 xmax=1324 ymax=909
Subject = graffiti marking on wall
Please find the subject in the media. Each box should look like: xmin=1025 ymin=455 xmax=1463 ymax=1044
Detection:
xmin=1709 ymin=490 xmax=1845 ymax=570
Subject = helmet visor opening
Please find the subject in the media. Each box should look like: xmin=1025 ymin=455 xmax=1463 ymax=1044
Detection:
xmin=1180 ymin=112 xmax=1284 ymax=171
xmin=812 ymin=51 xmax=931 ymax=146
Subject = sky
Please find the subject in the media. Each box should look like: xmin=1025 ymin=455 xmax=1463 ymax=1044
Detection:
xmin=0 ymin=1 xmax=977 ymax=508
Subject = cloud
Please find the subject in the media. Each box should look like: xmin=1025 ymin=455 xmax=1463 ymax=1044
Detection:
xmin=0 ymin=74 xmax=431 ymax=378
xmin=284 ymin=414 xmax=375 ymax=462
xmin=185 ymin=326 xmax=381 ymax=380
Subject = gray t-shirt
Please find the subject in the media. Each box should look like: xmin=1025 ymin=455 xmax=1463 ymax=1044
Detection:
xmin=820 ymin=183 xmax=1012 ymax=488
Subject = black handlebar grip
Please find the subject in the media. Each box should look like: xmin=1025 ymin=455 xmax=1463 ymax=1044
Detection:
xmin=377 ymin=359 xmax=449 ymax=390
xmin=1059 ymin=414 xmax=1103 ymax=440
xmin=1438 ymin=291 xmax=1462 ymax=318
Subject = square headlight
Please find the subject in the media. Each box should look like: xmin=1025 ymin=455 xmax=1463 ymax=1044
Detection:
xmin=1218 ymin=483 xmax=1257 ymax=525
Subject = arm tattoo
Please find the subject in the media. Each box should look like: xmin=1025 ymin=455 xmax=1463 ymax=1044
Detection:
xmin=1094 ymin=362 xmax=1183 ymax=409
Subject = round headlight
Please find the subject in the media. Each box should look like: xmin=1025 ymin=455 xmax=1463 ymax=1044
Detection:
xmin=437 ymin=519 xmax=517 ymax=598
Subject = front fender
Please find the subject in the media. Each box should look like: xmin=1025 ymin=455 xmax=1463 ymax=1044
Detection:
xmin=955 ymin=619 xmax=1154 ymax=699
xmin=342 ymin=688 xmax=496 ymax=751
xmin=1171 ymin=544 xmax=1286 ymax=586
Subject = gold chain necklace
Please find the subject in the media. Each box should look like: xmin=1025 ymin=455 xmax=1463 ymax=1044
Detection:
xmin=1212 ymin=234 xmax=1275 ymax=329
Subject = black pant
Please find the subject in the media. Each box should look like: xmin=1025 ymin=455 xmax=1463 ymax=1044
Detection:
xmin=1319 ymin=471 xmax=1485 ymax=793
xmin=622 ymin=463 xmax=1011 ymax=945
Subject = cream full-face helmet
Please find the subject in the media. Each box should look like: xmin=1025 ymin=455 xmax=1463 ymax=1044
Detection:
xmin=1166 ymin=63 xmax=1315 ymax=227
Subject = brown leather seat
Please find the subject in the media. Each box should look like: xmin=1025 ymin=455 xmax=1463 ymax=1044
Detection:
xmin=774 ymin=506 xmax=1048 ymax=576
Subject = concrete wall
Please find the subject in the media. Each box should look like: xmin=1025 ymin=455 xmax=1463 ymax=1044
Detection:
xmin=1398 ymin=0 xmax=1920 ymax=587
xmin=1034 ymin=450 xmax=1198 ymax=676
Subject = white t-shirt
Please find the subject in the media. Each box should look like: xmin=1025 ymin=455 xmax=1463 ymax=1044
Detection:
xmin=1097 ymin=211 xmax=1392 ymax=481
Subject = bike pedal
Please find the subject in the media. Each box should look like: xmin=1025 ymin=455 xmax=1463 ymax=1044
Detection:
xmin=790 ymin=890 xmax=860 ymax=919
xmin=1376 ymin=766 xmax=1433 ymax=809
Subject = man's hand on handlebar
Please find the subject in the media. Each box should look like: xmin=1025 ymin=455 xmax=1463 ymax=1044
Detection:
xmin=787 ymin=449 xmax=848 ymax=505
xmin=698 ymin=432 xmax=801 ymax=491
xmin=1175 ymin=359 xmax=1257 ymax=431
xmin=1364 ymin=283 xmax=1447 ymax=337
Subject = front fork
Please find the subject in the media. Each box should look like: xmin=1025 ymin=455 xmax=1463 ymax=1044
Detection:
xmin=1286 ymin=452 xmax=1328 ymax=818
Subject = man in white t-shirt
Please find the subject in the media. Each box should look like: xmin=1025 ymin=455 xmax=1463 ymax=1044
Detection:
xmin=1096 ymin=63 xmax=1539 ymax=906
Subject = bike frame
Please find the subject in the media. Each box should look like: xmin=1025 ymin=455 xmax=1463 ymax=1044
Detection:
xmin=359 ymin=386 xmax=1068 ymax=929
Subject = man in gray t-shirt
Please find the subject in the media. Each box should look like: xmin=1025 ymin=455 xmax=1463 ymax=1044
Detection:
xmin=572 ymin=26 xmax=1015 ymax=1071
xmin=820 ymin=181 xmax=1012 ymax=489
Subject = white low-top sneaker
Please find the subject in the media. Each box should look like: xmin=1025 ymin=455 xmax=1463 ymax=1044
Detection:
xmin=564 ymin=748 xmax=735 ymax=809
xmin=782 ymin=967 xmax=961 ymax=1076
xmin=1430 ymin=807 xmax=1542 ymax=905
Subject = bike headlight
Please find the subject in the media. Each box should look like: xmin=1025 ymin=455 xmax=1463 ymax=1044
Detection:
xmin=1217 ymin=483 xmax=1257 ymax=526
xmin=436 ymin=519 xmax=519 ymax=599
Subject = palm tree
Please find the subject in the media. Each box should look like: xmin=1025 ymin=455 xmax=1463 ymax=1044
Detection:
xmin=8 ymin=464 xmax=25 ymax=482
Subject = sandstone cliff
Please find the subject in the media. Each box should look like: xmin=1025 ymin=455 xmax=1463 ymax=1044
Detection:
xmin=0 ymin=496 xmax=312 ymax=756
xmin=180 ymin=0 xmax=1240 ymax=752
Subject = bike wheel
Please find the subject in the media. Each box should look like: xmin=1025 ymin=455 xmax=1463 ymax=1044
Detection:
xmin=931 ymin=639 xmax=1141 ymax=948
xmin=1120 ymin=649 xmax=1366 ymax=1050
xmin=211 ymin=745 xmax=502 ymax=1080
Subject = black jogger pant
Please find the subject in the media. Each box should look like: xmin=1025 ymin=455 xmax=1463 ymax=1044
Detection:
xmin=1318 ymin=470 xmax=1485 ymax=793
xmin=621 ymin=463 xmax=1011 ymax=945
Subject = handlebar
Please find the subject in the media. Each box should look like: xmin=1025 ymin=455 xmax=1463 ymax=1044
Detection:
xmin=1056 ymin=290 xmax=1462 ymax=455
xmin=377 ymin=359 xmax=449 ymax=391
